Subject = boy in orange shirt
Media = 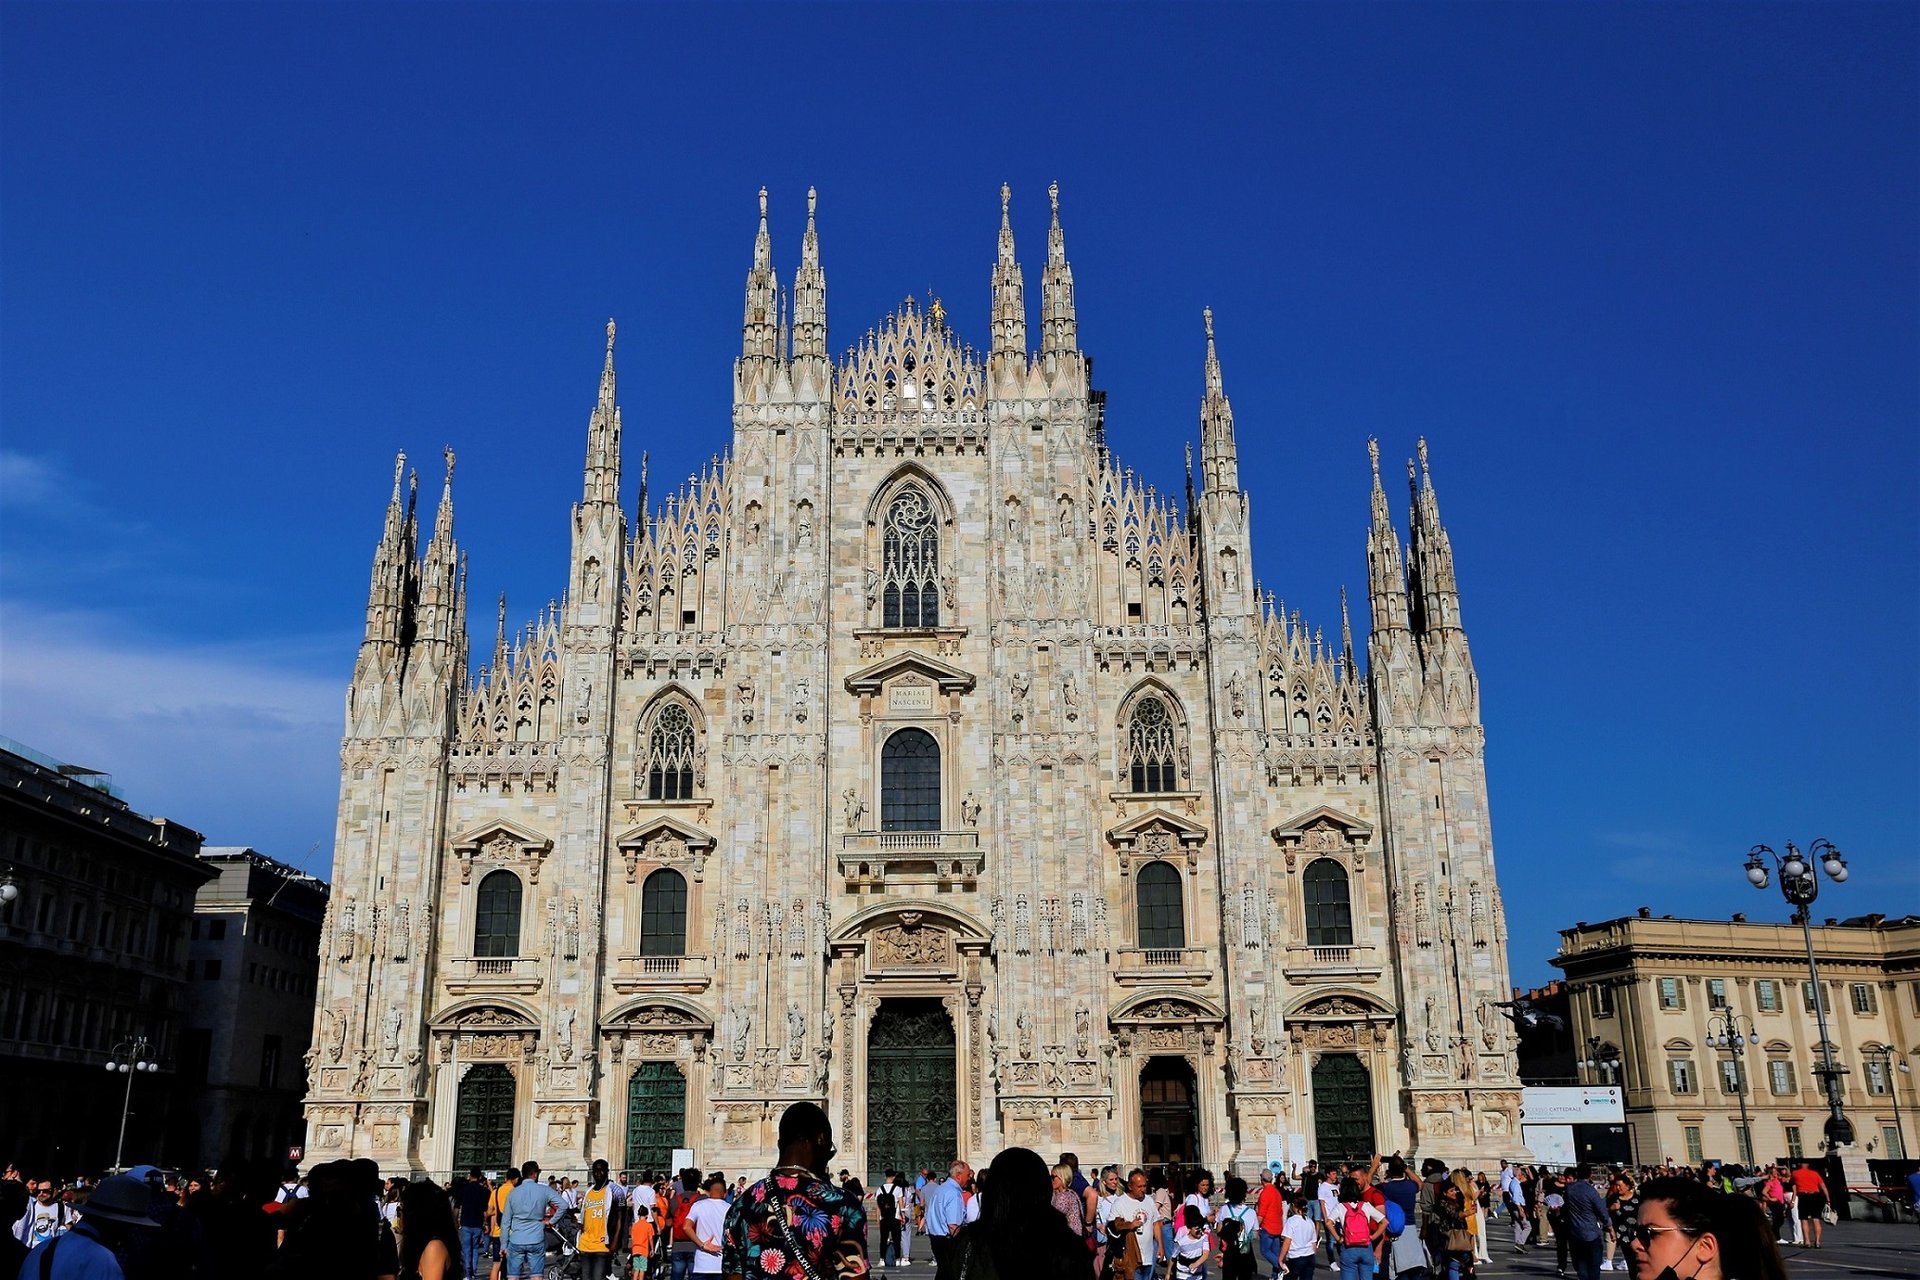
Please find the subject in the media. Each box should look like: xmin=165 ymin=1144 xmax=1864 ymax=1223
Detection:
xmin=629 ymin=1204 xmax=656 ymax=1278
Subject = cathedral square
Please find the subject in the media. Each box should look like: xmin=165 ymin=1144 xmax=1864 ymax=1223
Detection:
xmin=307 ymin=185 xmax=1524 ymax=1179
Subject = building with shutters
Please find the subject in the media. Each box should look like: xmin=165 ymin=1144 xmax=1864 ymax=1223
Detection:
xmin=304 ymin=185 xmax=1526 ymax=1177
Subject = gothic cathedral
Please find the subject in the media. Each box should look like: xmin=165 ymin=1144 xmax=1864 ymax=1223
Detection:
xmin=305 ymin=186 xmax=1525 ymax=1177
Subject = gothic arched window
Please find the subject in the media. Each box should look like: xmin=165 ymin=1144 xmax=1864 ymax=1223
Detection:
xmin=646 ymin=702 xmax=697 ymax=801
xmin=881 ymin=727 xmax=941 ymax=831
xmin=1136 ymin=860 xmax=1186 ymax=950
xmin=474 ymin=870 xmax=523 ymax=958
xmin=639 ymin=868 xmax=689 ymax=957
xmin=882 ymin=486 xmax=940 ymax=628
xmin=1126 ymin=696 xmax=1179 ymax=793
xmin=1303 ymin=858 xmax=1354 ymax=948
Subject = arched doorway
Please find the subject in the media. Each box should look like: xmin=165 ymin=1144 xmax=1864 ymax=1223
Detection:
xmin=1140 ymin=1056 xmax=1199 ymax=1166
xmin=454 ymin=1062 xmax=517 ymax=1171
xmin=625 ymin=1061 xmax=687 ymax=1173
xmin=866 ymin=998 xmax=955 ymax=1184
xmin=1311 ymin=1053 xmax=1375 ymax=1165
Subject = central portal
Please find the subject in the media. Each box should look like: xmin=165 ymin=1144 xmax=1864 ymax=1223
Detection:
xmin=1140 ymin=1056 xmax=1199 ymax=1166
xmin=866 ymin=998 xmax=956 ymax=1184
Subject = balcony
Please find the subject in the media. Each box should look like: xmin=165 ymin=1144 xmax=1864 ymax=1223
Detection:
xmin=1280 ymin=944 xmax=1383 ymax=983
xmin=838 ymin=831 xmax=982 ymax=891
xmin=1115 ymin=946 xmax=1215 ymax=986
xmin=610 ymin=952 xmax=714 ymax=995
xmin=443 ymin=956 xmax=543 ymax=996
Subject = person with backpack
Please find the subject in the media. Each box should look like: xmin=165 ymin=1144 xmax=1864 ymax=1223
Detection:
xmin=1211 ymin=1176 xmax=1257 ymax=1280
xmin=1331 ymin=1178 xmax=1385 ymax=1280
xmin=1376 ymin=1160 xmax=1422 ymax=1280
xmin=666 ymin=1168 xmax=702 ymax=1280
xmin=876 ymin=1170 xmax=902 ymax=1269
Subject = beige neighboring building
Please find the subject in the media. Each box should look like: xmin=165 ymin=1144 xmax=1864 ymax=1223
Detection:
xmin=1552 ymin=910 xmax=1920 ymax=1169
xmin=305 ymin=186 xmax=1527 ymax=1178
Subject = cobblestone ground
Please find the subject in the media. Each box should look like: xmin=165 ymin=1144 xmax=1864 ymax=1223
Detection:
xmin=855 ymin=1217 xmax=1920 ymax=1279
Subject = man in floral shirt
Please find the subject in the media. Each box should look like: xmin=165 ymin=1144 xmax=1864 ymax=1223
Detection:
xmin=723 ymin=1101 xmax=868 ymax=1279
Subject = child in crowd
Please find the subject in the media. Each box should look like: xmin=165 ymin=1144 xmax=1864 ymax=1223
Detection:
xmin=629 ymin=1203 xmax=655 ymax=1278
xmin=1173 ymin=1204 xmax=1215 ymax=1280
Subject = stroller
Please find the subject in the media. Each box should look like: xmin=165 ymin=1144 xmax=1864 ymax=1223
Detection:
xmin=542 ymin=1206 xmax=584 ymax=1280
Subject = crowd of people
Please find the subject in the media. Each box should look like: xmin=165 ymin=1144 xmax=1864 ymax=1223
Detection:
xmin=5 ymin=1129 xmax=1909 ymax=1280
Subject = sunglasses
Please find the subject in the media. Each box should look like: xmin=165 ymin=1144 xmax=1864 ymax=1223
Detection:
xmin=1626 ymin=1224 xmax=1694 ymax=1249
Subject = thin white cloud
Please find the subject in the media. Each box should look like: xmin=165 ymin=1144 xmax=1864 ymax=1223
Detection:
xmin=0 ymin=602 xmax=345 ymax=873
xmin=0 ymin=450 xmax=62 ymax=507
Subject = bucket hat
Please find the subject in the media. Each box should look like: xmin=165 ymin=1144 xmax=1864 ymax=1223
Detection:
xmin=79 ymin=1174 xmax=159 ymax=1227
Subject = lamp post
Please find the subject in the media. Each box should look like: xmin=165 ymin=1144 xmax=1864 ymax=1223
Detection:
xmin=1745 ymin=839 xmax=1854 ymax=1150
xmin=107 ymin=1036 xmax=158 ymax=1172
xmin=1709 ymin=1011 xmax=1757 ymax=1165
xmin=1864 ymin=1044 xmax=1911 ymax=1159
xmin=1579 ymin=1035 xmax=1622 ymax=1085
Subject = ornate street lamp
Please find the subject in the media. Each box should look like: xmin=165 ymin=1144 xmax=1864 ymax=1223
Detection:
xmin=1709 ymin=1011 xmax=1757 ymax=1165
xmin=1579 ymin=1035 xmax=1622 ymax=1085
xmin=106 ymin=1036 xmax=159 ymax=1172
xmin=1864 ymin=1044 xmax=1911 ymax=1159
xmin=1745 ymin=839 xmax=1853 ymax=1149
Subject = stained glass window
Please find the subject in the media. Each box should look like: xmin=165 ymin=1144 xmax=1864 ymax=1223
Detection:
xmin=1126 ymin=697 xmax=1178 ymax=793
xmin=640 ymin=868 xmax=688 ymax=957
xmin=1303 ymin=859 xmax=1354 ymax=947
xmin=474 ymin=870 xmax=522 ymax=958
xmin=1136 ymin=860 xmax=1185 ymax=950
xmin=882 ymin=487 xmax=939 ymax=628
xmin=881 ymin=728 xmax=941 ymax=831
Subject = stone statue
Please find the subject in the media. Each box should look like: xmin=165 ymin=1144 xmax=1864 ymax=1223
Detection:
xmin=1058 ymin=495 xmax=1075 ymax=538
xmin=381 ymin=1005 xmax=402 ymax=1060
xmin=961 ymin=792 xmax=981 ymax=827
xmin=842 ymin=788 xmax=865 ymax=831
xmin=350 ymin=1053 xmax=371 ymax=1095
xmin=1016 ymin=1009 xmax=1033 ymax=1059
xmin=1226 ymin=670 xmax=1246 ymax=718
xmin=864 ymin=568 xmax=879 ymax=610
xmin=786 ymin=1001 xmax=805 ymax=1062
xmin=583 ymin=558 xmax=602 ymax=599
xmin=1060 ymin=673 xmax=1079 ymax=720
xmin=729 ymin=1006 xmax=752 ymax=1062
xmin=557 ymin=1006 xmax=576 ymax=1057
xmin=737 ymin=675 xmax=754 ymax=722
xmin=1074 ymin=1006 xmax=1092 ymax=1059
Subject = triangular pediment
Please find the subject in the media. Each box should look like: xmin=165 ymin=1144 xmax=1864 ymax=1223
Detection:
xmin=448 ymin=818 xmax=552 ymax=855
xmin=844 ymin=650 xmax=976 ymax=695
xmin=1106 ymin=807 xmax=1209 ymax=848
xmin=1270 ymin=805 xmax=1373 ymax=843
xmin=612 ymin=816 xmax=716 ymax=853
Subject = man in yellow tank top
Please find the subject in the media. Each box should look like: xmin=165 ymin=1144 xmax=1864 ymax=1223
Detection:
xmin=579 ymin=1158 xmax=630 ymax=1280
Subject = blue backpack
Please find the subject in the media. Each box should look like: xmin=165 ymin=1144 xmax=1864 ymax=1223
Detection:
xmin=1384 ymin=1199 xmax=1408 ymax=1238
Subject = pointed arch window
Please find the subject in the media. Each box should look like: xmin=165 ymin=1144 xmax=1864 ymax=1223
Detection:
xmin=1126 ymin=696 xmax=1179 ymax=793
xmin=882 ymin=486 xmax=940 ymax=628
xmin=1303 ymin=858 xmax=1353 ymax=947
xmin=639 ymin=868 xmax=688 ymax=957
xmin=1136 ymin=860 xmax=1186 ymax=950
xmin=881 ymin=727 xmax=941 ymax=831
xmin=474 ymin=870 xmax=523 ymax=958
xmin=645 ymin=702 xmax=697 ymax=801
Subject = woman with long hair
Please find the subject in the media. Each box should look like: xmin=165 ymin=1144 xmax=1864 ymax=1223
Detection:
xmin=937 ymin=1146 xmax=1091 ymax=1280
xmin=1625 ymin=1177 xmax=1787 ymax=1280
xmin=398 ymin=1178 xmax=464 ymax=1280
xmin=1331 ymin=1177 xmax=1385 ymax=1280
xmin=1281 ymin=1194 xmax=1321 ymax=1280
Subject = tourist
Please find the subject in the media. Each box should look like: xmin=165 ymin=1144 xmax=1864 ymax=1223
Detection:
xmin=1624 ymin=1177 xmax=1787 ymax=1280
xmin=579 ymin=1159 xmax=630 ymax=1280
xmin=452 ymin=1169 xmax=492 ymax=1280
xmin=936 ymin=1146 xmax=1090 ymax=1280
xmin=924 ymin=1160 xmax=972 ymax=1267
xmin=17 ymin=1173 xmax=157 ymax=1280
xmin=13 ymin=1179 xmax=73 ymax=1247
xmin=1559 ymin=1165 xmax=1610 ymax=1280
xmin=895 ymin=1170 xmax=919 ymax=1266
xmin=1099 ymin=1168 xmax=1158 ymax=1280
xmin=487 ymin=1166 xmax=519 ymax=1280
xmin=268 ymin=1157 xmax=400 ymax=1280
xmin=1054 ymin=1162 xmax=1087 ymax=1236
xmin=1788 ymin=1160 xmax=1830 ymax=1249
xmin=1171 ymin=1204 xmax=1215 ymax=1280
xmin=1331 ymin=1177 xmax=1385 ymax=1280
xmin=667 ymin=1168 xmax=702 ymax=1280
xmin=501 ymin=1160 xmax=568 ymax=1280
xmin=629 ymin=1204 xmax=656 ymax=1279
xmin=1431 ymin=1179 xmax=1474 ymax=1280
xmin=1091 ymin=1165 xmax=1124 ymax=1278
xmin=718 ymin=1100 xmax=865 ymax=1280
xmin=1255 ymin=1170 xmax=1288 ymax=1277
xmin=875 ymin=1169 xmax=902 ymax=1269
xmin=677 ymin=1175 xmax=727 ymax=1276
xmin=1604 ymin=1170 xmax=1639 ymax=1272
xmin=1281 ymin=1195 xmax=1321 ymax=1280
xmin=1212 ymin=1176 xmax=1258 ymax=1280
xmin=399 ymin=1177 xmax=464 ymax=1280
xmin=1153 ymin=1169 xmax=1179 ymax=1268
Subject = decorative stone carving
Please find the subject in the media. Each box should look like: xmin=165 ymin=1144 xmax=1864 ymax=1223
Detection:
xmin=871 ymin=922 xmax=953 ymax=969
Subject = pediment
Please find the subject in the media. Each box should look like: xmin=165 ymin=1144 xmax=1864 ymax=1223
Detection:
xmin=1106 ymin=807 xmax=1209 ymax=849
xmin=1270 ymin=805 xmax=1373 ymax=844
xmin=844 ymin=650 xmax=976 ymax=695
xmin=1111 ymin=990 xmax=1226 ymax=1024
xmin=448 ymin=818 xmax=552 ymax=855
xmin=613 ymin=816 xmax=716 ymax=853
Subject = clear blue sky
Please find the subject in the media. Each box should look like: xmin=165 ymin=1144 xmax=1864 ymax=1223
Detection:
xmin=2 ymin=3 xmax=1914 ymax=984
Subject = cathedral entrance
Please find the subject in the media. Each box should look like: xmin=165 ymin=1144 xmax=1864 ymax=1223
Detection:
xmin=865 ymin=998 xmax=956 ymax=1184
xmin=1311 ymin=1053 xmax=1375 ymax=1165
xmin=453 ymin=1062 xmax=516 ymax=1171
xmin=624 ymin=1061 xmax=686 ymax=1174
xmin=1140 ymin=1057 xmax=1199 ymax=1166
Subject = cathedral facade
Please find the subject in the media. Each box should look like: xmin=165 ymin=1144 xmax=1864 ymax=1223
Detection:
xmin=304 ymin=186 xmax=1525 ymax=1178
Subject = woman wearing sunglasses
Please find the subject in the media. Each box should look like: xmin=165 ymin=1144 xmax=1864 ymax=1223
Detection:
xmin=1624 ymin=1179 xmax=1786 ymax=1280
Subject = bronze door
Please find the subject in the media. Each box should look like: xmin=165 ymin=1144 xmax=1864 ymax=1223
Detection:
xmin=453 ymin=1062 xmax=516 ymax=1171
xmin=1140 ymin=1056 xmax=1199 ymax=1166
xmin=624 ymin=1061 xmax=687 ymax=1174
xmin=1311 ymin=1052 xmax=1375 ymax=1165
xmin=866 ymin=998 xmax=956 ymax=1185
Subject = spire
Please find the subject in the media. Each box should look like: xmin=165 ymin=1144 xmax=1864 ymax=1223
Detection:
xmin=414 ymin=447 xmax=461 ymax=648
xmin=791 ymin=186 xmax=828 ymax=366
xmin=582 ymin=319 xmax=621 ymax=507
xmin=989 ymin=183 xmax=1027 ymax=368
xmin=362 ymin=451 xmax=418 ymax=647
xmin=1183 ymin=440 xmax=1197 ymax=518
xmin=1365 ymin=438 xmax=1410 ymax=633
xmin=1406 ymin=437 xmax=1464 ymax=635
xmin=493 ymin=593 xmax=509 ymax=672
xmin=740 ymin=186 xmax=780 ymax=370
xmin=637 ymin=450 xmax=650 ymax=524
xmin=1039 ymin=180 xmax=1077 ymax=358
xmin=1198 ymin=307 xmax=1239 ymax=493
